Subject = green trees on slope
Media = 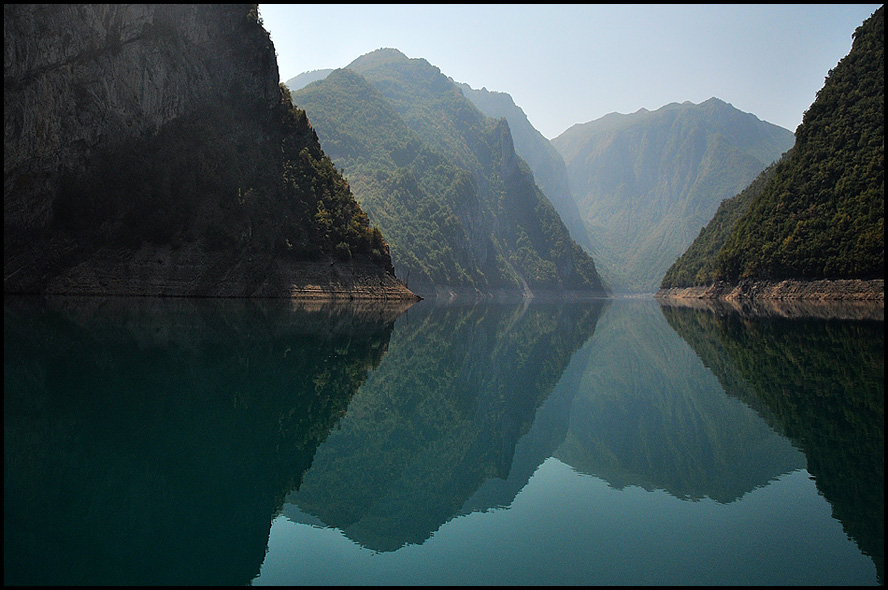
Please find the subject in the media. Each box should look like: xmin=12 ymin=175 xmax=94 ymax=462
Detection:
xmin=291 ymin=50 xmax=606 ymax=296
xmin=292 ymin=68 xmax=481 ymax=289
xmin=667 ymin=7 xmax=884 ymax=286
xmin=660 ymin=158 xmax=782 ymax=288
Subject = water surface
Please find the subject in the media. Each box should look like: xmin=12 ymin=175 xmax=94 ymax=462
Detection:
xmin=3 ymin=295 xmax=882 ymax=585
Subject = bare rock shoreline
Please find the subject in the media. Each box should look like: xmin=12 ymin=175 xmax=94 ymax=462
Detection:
xmin=655 ymin=278 xmax=884 ymax=302
xmin=5 ymin=242 xmax=420 ymax=301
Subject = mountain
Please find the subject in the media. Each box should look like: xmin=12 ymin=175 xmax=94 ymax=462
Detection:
xmin=285 ymin=68 xmax=333 ymax=91
xmin=283 ymin=299 xmax=606 ymax=551
xmin=289 ymin=48 xmax=607 ymax=299
xmin=552 ymin=98 xmax=795 ymax=293
xmin=660 ymin=157 xmax=783 ymax=288
xmin=4 ymin=295 xmax=402 ymax=585
xmin=455 ymin=83 xmax=594 ymax=254
xmin=3 ymin=4 xmax=415 ymax=299
xmin=671 ymin=7 xmax=883 ymax=290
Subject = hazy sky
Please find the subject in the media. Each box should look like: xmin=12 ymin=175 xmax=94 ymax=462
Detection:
xmin=260 ymin=4 xmax=880 ymax=139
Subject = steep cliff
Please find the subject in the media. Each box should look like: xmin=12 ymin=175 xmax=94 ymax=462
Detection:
xmin=4 ymin=4 xmax=416 ymax=299
xmin=456 ymin=82 xmax=593 ymax=255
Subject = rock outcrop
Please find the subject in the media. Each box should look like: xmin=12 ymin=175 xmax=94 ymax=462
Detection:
xmin=4 ymin=4 xmax=417 ymax=299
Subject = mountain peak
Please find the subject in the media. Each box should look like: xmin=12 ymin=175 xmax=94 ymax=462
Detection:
xmin=348 ymin=47 xmax=410 ymax=69
xmin=290 ymin=51 xmax=608 ymax=296
xmin=368 ymin=47 xmax=408 ymax=59
xmin=699 ymin=97 xmax=733 ymax=111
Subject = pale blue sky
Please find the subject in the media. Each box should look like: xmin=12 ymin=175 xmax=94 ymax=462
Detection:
xmin=260 ymin=4 xmax=880 ymax=139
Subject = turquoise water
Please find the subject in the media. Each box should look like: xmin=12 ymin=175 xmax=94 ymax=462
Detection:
xmin=4 ymin=295 xmax=883 ymax=585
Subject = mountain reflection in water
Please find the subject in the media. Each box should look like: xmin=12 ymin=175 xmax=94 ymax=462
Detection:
xmin=660 ymin=297 xmax=884 ymax=584
xmin=283 ymin=299 xmax=606 ymax=551
xmin=4 ymin=295 xmax=882 ymax=585
xmin=3 ymin=295 xmax=408 ymax=586
xmin=268 ymin=298 xmax=880 ymax=585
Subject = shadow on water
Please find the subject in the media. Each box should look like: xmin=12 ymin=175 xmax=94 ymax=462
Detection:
xmin=658 ymin=297 xmax=884 ymax=584
xmin=282 ymin=298 xmax=607 ymax=552
xmin=3 ymin=294 xmax=410 ymax=586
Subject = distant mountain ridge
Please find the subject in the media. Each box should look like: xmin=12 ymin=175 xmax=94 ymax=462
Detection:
xmin=552 ymin=98 xmax=795 ymax=292
xmin=285 ymin=68 xmax=333 ymax=92
xmin=289 ymin=48 xmax=607 ymax=298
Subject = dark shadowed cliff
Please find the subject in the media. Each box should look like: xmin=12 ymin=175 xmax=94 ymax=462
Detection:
xmin=3 ymin=4 xmax=416 ymax=299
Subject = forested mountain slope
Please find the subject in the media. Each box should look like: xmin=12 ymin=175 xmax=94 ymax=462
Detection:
xmin=290 ymin=48 xmax=607 ymax=298
xmin=705 ymin=7 xmax=883 ymax=285
xmin=552 ymin=98 xmax=795 ymax=293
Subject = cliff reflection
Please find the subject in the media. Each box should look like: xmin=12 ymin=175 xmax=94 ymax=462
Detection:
xmin=283 ymin=299 xmax=606 ymax=551
xmin=660 ymin=299 xmax=884 ymax=584
xmin=3 ymin=295 xmax=407 ymax=586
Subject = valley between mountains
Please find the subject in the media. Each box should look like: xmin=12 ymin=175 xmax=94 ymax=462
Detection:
xmin=286 ymin=6 xmax=882 ymax=301
xmin=4 ymin=5 xmax=882 ymax=302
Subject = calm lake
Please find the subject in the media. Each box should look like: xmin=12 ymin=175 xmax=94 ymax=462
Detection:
xmin=4 ymin=294 xmax=883 ymax=585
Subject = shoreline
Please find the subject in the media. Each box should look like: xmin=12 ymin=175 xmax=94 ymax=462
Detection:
xmin=655 ymin=278 xmax=884 ymax=302
xmin=4 ymin=242 xmax=421 ymax=301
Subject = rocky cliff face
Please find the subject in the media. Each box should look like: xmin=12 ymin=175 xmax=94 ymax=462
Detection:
xmin=5 ymin=4 xmax=275 ymax=237
xmin=456 ymin=83 xmax=593 ymax=256
xmin=656 ymin=278 xmax=884 ymax=302
xmin=4 ymin=4 xmax=416 ymax=299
